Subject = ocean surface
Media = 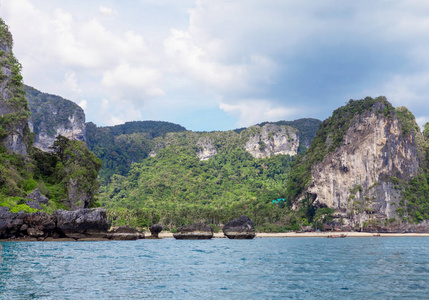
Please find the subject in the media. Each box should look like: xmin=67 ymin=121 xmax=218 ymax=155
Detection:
xmin=1 ymin=237 xmax=429 ymax=299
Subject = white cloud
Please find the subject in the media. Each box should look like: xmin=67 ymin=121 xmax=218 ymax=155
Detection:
xmin=78 ymin=99 xmax=87 ymax=110
xmin=4 ymin=0 xmax=429 ymax=130
xmin=101 ymin=63 xmax=164 ymax=98
xmin=99 ymin=6 xmax=115 ymax=16
xmin=63 ymin=72 xmax=81 ymax=95
xmin=219 ymin=100 xmax=299 ymax=127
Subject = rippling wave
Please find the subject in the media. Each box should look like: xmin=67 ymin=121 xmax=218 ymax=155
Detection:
xmin=1 ymin=237 xmax=429 ymax=299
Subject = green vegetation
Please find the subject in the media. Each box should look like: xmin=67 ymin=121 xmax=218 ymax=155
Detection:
xmin=86 ymin=121 xmax=186 ymax=182
xmin=395 ymin=106 xmax=419 ymax=136
xmin=100 ymin=147 xmax=301 ymax=230
xmin=0 ymin=19 xmax=31 ymax=145
xmin=0 ymin=136 xmax=102 ymax=213
xmin=398 ymin=122 xmax=429 ymax=222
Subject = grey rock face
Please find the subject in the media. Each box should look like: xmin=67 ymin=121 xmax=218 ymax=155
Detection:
xmin=223 ymin=215 xmax=256 ymax=239
xmin=67 ymin=177 xmax=92 ymax=210
xmin=25 ymin=85 xmax=86 ymax=152
xmin=244 ymin=124 xmax=299 ymax=159
xmin=26 ymin=188 xmax=49 ymax=205
xmin=173 ymin=223 xmax=213 ymax=240
xmin=196 ymin=137 xmax=217 ymax=160
xmin=0 ymin=208 xmax=110 ymax=239
xmin=0 ymin=34 xmax=30 ymax=155
xmin=54 ymin=208 xmax=109 ymax=239
xmin=0 ymin=206 xmax=25 ymax=238
xmin=306 ymin=102 xmax=420 ymax=227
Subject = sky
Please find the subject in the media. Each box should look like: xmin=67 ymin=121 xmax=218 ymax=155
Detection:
xmin=2 ymin=0 xmax=429 ymax=131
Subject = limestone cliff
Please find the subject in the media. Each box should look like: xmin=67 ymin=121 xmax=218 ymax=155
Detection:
xmin=244 ymin=124 xmax=299 ymax=158
xmin=297 ymin=97 xmax=421 ymax=227
xmin=151 ymin=123 xmax=300 ymax=162
xmin=196 ymin=137 xmax=217 ymax=160
xmin=0 ymin=19 xmax=30 ymax=154
xmin=25 ymin=85 xmax=86 ymax=152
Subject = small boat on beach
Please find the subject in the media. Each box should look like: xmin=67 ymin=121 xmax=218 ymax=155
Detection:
xmin=327 ymin=234 xmax=347 ymax=238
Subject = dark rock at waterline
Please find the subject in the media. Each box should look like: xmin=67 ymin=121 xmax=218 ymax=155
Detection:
xmin=54 ymin=208 xmax=109 ymax=239
xmin=173 ymin=223 xmax=213 ymax=240
xmin=149 ymin=224 xmax=163 ymax=238
xmin=0 ymin=206 xmax=25 ymax=238
xmin=107 ymin=226 xmax=144 ymax=240
xmin=223 ymin=215 xmax=256 ymax=239
xmin=24 ymin=212 xmax=56 ymax=237
xmin=0 ymin=207 xmax=110 ymax=240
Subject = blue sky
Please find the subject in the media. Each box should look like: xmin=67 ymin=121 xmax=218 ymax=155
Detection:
xmin=2 ymin=0 xmax=429 ymax=131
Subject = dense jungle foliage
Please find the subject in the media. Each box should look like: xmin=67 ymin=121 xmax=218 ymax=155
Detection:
xmin=397 ymin=122 xmax=429 ymax=223
xmin=94 ymin=123 xmax=322 ymax=231
xmin=86 ymin=121 xmax=186 ymax=182
xmin=0 ymin=19 xmax=31 ymax=145
xmin=100 ymin=147 xmax=309 ymax=231
xmin=0 ymin=136 xmax=101 ymax=212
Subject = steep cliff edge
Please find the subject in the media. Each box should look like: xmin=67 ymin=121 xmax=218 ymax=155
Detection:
xmin=25 ymin=85 xmax=86 ymax=152
xmin=0 ymin=19 xmax=30 ymax=155
xmin=0 ymin=19 xmax=100 ymax=213
xmin=289 ymin=96 xmax=425 ymax=228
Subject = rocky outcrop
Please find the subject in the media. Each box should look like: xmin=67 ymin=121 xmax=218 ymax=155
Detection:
xmin=0 ymin=206 xmax=25 ymax=238
xmin=223 ymin=215 xmax=256 ymax=239
xmin=149 ymin=224 xmax=163 ymax=238
xmin=304 ymin=98 xmax=420 ymax=227
xmin=196 ymin=137 xmax=217 ymax=160
xmin=0 ymin=19 xmax=30 ymax=155
xmin=0 ymin=207 xmax=109 ymax=240
xmin=23 ymin=212 xmax=56 ymax=237
xmin=173 ymin=223 xmax=213 ymax=240
xmin=26 ymin=188 xmax=49 ymax=210
xmin=244 ymin=124 xmax=299 ymax=158
xmin=364 ymin=221 xmax=429 ymax=233
xmin=54 ymin=208 xmax=108 ymax=239
xmin=107 ymin=226 xmax=144 ymax=240
xmin=25 ymin=85 xmax=86 ymax=152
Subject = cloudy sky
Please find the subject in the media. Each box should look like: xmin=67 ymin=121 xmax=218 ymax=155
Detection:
xmin=2 ymin=0 xmax=429 ymax=131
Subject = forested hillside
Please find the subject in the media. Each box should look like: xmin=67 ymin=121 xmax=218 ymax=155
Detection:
xmin=86 ymin=121 xmax=186 ymax=181
xmin=97 ymin=123 xmax=319 ymax=231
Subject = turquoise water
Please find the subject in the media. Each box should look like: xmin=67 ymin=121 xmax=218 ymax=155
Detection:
xmin=1 ymin=237 xmax=429 ymax=299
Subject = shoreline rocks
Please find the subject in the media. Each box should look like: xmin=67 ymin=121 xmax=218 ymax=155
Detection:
xmin=107 ymin=226 xmax=144 ymax=240
xmin=149 ymin=224 xmax=163 ymax=239
xmin=0 ymin=207 xmax=109 ymax=240
xmin=223 ymin=215 xmax=256 ymax=239
xmin=173 ymin=223 xmax=213 ymax=240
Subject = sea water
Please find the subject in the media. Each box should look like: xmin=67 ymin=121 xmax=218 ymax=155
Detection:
xmin=0 ymin=237 xmax=428 ymax=299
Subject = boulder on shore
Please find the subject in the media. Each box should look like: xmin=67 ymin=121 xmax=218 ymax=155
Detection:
xmin=107 ymin=226 xmax=144 ymax=240
xmin=0 ymin=206 xmax=25 ymax=238
xmin=173 ymin=223 xmax=213 ymax=240
xmin=223 ymin=215 xmax=256 ymax=239
xmin=54 ymin=208 xmax=109 ymax=239
xmin=149 ymin=224 xmax=163 ymax=238
xmin=26 ymin=188 xmax=49 ymax=204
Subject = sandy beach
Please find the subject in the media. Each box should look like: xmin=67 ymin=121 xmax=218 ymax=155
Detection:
xmin=158 ymin=232 xmax=429 ymax=238
xmin=2 ymin=231 xmax=429 ymax=242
